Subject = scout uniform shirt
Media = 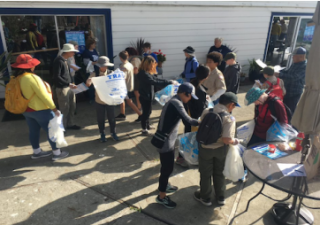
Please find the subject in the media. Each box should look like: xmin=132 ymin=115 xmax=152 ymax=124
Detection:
xmin=200 ymin=104 xmax=236 ymax=149
xmin=120 ymin=61 xmax=134 ymax=92
xmin=202 ymin=67 xmax=226 ymax=97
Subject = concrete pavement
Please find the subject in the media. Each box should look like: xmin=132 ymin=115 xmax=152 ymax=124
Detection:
xmin=0 ymin=85 xmax=319 ymax=225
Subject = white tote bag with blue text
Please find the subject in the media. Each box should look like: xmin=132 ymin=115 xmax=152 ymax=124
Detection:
xmin=91 ymin=69 xmax=127 ymax=105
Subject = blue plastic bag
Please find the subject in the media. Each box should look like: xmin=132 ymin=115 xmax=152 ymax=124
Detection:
xmin=178 ymin=132 xmax=199 ymax=165
xmin=252 ymin=144 xmax=288 ymax=160
xmin=266 ymin=121 xmax=298 ymax=142
xmin=155 ymin=84 xmax=180 ymax=106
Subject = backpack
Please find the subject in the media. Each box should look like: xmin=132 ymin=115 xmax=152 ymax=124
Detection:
xmin=265 ymin=78 xmax=284 ymax=100
xmin=35 ymin=31 xmax=45 ymax=48
xmin=268 ymin=96 xmax=292 ymax=122
xmin=196 ymin=109 xmax=228 ymax=145
xmin=4 ymin=74 xmax=35 ymax=114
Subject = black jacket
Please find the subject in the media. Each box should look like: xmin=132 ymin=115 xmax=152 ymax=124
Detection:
xmin=187 ymin=84 xmax=208 ymax=119
xmin=53 ymin=56 xmax=72 ymax=88
xmin=137 ymin=70 xmax=172 ymax=101
xmin=223 ymin=63 xmax=241 ymax=94
xmin=157 ymin=95 xmax=199 ymax=153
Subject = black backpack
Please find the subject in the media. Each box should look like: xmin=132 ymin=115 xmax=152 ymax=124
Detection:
xmin=196 ymin=109 xmax=228 ymax=145
xmin=268 ymin=96 xmax=292 ymax=122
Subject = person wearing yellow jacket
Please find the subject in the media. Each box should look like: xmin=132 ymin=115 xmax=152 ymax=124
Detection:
xmin=11 ymin=54 xmax=69 ymax=161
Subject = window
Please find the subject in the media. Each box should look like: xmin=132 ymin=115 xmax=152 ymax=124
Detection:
xmin=1 ymin=14 xmax=107 ymax=85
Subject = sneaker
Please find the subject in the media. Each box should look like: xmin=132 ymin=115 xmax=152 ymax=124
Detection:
xmin=156 ymin=195 xmax=177 ymax=209
xmin=193 ymin=191 xmax=212 ymax=206
xmin=147 ymin=125 xmax=155 ymax=130
xmin=52 ymin=151 xmax=69 ymax=161
xmin=238 ymin=169 xmax=248 ymax=183
xmin=115 ymin=113 xmax=126 ymax=121
xmin=135 ymin=116 xmax=141 ymax=123
xmin=31 ymin=150 xmax=52 ymax=159
xmin=67 ymin=125 xmax=81 ymax=130
xmin=175 ymin=157 xmax=188 ymax=168
xmin=166 ymin=183 xmax=178 ymax=193
xmin=217 ymin=196 xmax=226 ymax=205
xmin=141 ymin=130 xmax=150 ymax=136
xmin=111 ymin=133 xmax=119 ymax=141
xmin=100 ymin=133 xmax=106 ymax=143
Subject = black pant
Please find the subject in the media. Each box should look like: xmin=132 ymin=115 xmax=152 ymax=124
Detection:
xmin=158 ymin=151 xmax=175 ymax=192
xmin=95 ymin=102 xmax=116 ymax=134
xmin=140 ymin=97 xmax=152 ymax=130
xmin=283 ymin=94 xmax=301 ymax=121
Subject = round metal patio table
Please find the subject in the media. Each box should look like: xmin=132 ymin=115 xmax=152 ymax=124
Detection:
xmin=229 ymin=142 xmax=320 ymax=225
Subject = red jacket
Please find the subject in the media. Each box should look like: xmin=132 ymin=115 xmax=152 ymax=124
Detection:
xmin=254 ymin=93 xmax=288 ymax=139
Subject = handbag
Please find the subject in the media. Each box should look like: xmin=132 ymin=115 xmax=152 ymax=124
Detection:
xmin=151 ymin=130 xmax=169 ymax=149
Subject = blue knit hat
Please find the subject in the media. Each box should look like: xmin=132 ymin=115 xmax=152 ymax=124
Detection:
xmin=245 ymin=87 xmax=267 ymax=106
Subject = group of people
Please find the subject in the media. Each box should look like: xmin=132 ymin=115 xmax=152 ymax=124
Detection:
xmin=8 ymin=35 xmax=307 ymax=209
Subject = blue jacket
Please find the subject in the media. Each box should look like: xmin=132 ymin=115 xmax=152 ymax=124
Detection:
xmin=182 ymin=56 xmax=199 ymax=82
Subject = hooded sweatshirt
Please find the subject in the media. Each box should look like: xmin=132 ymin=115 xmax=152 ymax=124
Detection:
xmin=223 ymin=63 xmax=241 ymax=94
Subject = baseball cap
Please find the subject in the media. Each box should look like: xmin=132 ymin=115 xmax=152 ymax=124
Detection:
xmin=224 ymin=52 xmax=236 ymax=61
xmin=261 ymin=66 xmax=274 ymax=76
xmin=219 ymin=92 xmax=240 ymax=107
xmin=178 ymin=82 xmax=198 ymax=100
xmin=291 ymin=47 xmax=306 ymax=55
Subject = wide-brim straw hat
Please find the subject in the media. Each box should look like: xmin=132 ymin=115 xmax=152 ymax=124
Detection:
xmin=96 ymin=56 xmax=114 ymax=67
xmin=11 ymin=54 xmax=41 ymax=69
xmin=60 ymin=43 xmax=79 ymax=53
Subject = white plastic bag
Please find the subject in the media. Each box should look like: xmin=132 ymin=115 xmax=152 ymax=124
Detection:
xmin=266 ymin=121 xmax=298 ymax=142
xmin=237 ymin=120 xmax=255 ymax=146
xmin=48 ymin=115 xmax=68 ymax=148
xmin=91 ymin=69 xmax=127 ymax=105
xmin=155 ymin=84 xmax=180 ymax=106
xmin=86 ymin=61 xmax=94 ymax=73
xmin=178 ymin=132 xmax=199 ymax=165
xmin=223 ymin=145 xmax=244 ymax=182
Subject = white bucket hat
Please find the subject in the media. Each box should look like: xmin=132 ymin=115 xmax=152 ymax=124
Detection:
xmin=60 ymin=43 xmax=79 ymax=53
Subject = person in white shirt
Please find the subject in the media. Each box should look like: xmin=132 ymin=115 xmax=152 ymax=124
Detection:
xmin=115 ymin=51 xmax=142 ymax=121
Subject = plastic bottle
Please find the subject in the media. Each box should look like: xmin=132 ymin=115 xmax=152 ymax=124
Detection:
xmin=295 ymin=132 xmax=305 ymax=151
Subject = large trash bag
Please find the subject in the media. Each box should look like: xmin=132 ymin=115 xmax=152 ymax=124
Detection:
xmin=237 ymin=120 xmax=255 ymax=146
xmin=266 ymin=121 xmax=298 ymax=142
xmin=178 ymin=132 xmax=199 ymax=165
xmin=48 ymin=115 xmax=68 ymax=148
xmin=91 ymin=69 xmax=127 ymax=105
xmin=155 ymin=84 xmax=180 ymax=106
xmin=223 ymin=145 xmax=244 ymax=182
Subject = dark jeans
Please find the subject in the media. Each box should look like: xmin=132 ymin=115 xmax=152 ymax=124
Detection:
xmin=140 ymin=97 xmax=152 ymax=130
xmin=95 ymin=102 xmax=116 ymax=134
xmin=247 ymin=134 xmax=265 ymax=147
xmin=158 ymin=150 xmax=175 ymax=192
xmin=86 ymin=73 xmax=95 ymax=101
xmin=198 ymin=144 xmax=228 ymax=199
xmin=283 ymin=94 xmax=301 ymax=120
xmin=213 ymin=98 xmax=220 ymax=106
xmin=23 ymin=109 xmax=57 ymax=150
